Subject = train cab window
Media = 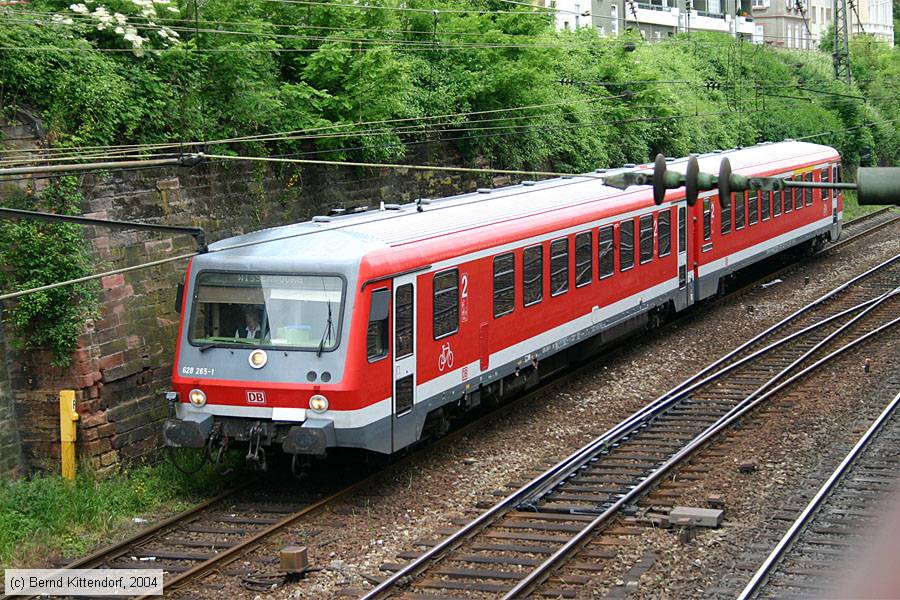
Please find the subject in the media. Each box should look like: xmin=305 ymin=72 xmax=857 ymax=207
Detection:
xmin=619 ymin=220 xmax=635 ymax=271
xmin=550 ymin=238 xmax=569 ymax=296
xmin=433 ymin=269 xmax=459 ymax=339
xmin=794 ymin=176 xmax=803 ymax=210
xmin=598 ymin=226 xmax=614 ymax=278
xmin=748 ymin=191 xmax=759 ymax=225
xmin=822 ymin=167 xmax=831 ymax=202
xmin=395 ymin=284 xmax=413 ymax=358
xmin=702 ymin=199 xmax=712 ymax=241
xmin=366 ymin=288 xmax=390 ymax=362
xmin=678 ymin=207 xmax=686 ymax=253
xmin=783 ymin=183 xmax=792 ymax=213
xmin=772 ymin=191 xmax=781 ymax=217
xmin=658 ymin=210 xmax=671 ymax=257
xmin=492 ymin=252 xmax=515 ymax=318
xmin=761 ymin=191 xmax=770 ymax=221
xmin=523 ymin=245 xmax=543 ymax=307
xmin=804 ymin=172 xmax=814 ymax=205
xmin=720 ymin=194 xmax=732 ymax=235
xmin=640 ymin=215 xmax=654 ymax=263
xmin=734 ymin=192 xmax=745 ymax=230
xmin=575 ymin=231 xmax=593 ymax=287
xmin=189 ymin=273 xmax=345 ymax=352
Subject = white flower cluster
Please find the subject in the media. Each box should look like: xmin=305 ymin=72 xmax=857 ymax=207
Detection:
xmin=66 ymin=0 xmax=180 ymax=56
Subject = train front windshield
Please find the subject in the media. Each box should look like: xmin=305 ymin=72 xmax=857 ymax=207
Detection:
xmin=189 ymin=272 xmax=344 ymax=351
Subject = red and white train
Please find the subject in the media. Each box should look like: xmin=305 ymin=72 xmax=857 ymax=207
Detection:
xmin=163 ymin=141 xmax=842 ymax=463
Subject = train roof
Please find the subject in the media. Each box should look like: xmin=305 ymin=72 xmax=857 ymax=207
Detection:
xmin=204 ymin=140 xmax=838 ymax=268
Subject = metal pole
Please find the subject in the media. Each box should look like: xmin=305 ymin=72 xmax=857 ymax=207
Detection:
xmin=0 ymin=154 xmax=204 ymax=177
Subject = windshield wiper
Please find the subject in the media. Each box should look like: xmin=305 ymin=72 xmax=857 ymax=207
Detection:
xmin=198 ymin=338 xmax=257 ymax=352
xmin=317 ymin=300 xmax=334 ymax=357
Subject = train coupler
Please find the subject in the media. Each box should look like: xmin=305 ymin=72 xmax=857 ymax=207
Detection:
xmin=245 ymin=421 xmax=268 ymax=471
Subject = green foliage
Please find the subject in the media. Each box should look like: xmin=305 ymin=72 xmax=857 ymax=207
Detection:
xmin=0 ymin=456 xmax=244 ymax=568
xmin=0 ymin=178 xmax=98 ymax=367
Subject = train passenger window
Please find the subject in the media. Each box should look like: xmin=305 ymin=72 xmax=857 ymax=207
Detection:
xmin=720 ymin=194 xmax=732 ymax=235
xmin=678 ymin=207 xmax=686 ymax=253
xmin=598 ymin=226 xmax=614 ymax=278
xmin=804 ymin=172 xmax=814 ymax=205
xmin=794 ymin=176 xmax=803 ymax=210
xmin=433 ymin=269 xmax=458 ymax=339
xmin=761 ymin=191 xmax=771 ymax=221
xmin=748 ymin=191 xmax=759 ymax=225
xmin=734 ymin=192 xmax=745 ymax=230
xmin=523 ymin=245 xmax=543 ymax=306
xmin=550 ymin=238 xmax=569 ymax=296
xmin=492 ymin=252 xmax=515 ymax=318
xmin=395 ymin=284 xmax=413 ymax=358
xmin=821 ymin=167 xmax=831 ymax=202
xmin=773 ymin=191 xmax=781 ymax=217
xmin=575 ymin=231 xmax=593 ymax=287
xmin=619 ymin=220 xmax=634 ymax=271
xmin=658 ymin=211 xmax=671 ymax=257
xmin=783 ymin=184 xmax=792 ymax=213
xmin=366 ymin=289 xmax=390 ymax=362
xmin=640 ymin=215 xmax=654 ymax=263
xmin=702 ymin=199 xmax=711 ymax=241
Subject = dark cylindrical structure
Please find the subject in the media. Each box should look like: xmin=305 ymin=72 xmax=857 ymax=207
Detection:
xmin=856 ymin=167 xmax=900 ymax=206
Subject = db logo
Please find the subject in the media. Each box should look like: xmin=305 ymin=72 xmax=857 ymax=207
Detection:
xmin=246 ymin=390 xmax=267 ymax=404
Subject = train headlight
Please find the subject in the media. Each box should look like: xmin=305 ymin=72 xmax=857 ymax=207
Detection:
xmin=309 ymin=394 xmax=328 ymax=413
xmin=248 ymin=349 xmax=268 ymax=369
xmin=188 ymin=388 xmax=207 ymax=407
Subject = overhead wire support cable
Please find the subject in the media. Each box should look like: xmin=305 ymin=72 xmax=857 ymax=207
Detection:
xmin=0 ymin=155 xmax=204 ymax=177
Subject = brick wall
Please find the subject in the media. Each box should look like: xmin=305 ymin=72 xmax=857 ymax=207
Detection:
xmin=4 ymin=145 xmax=496 ymax=474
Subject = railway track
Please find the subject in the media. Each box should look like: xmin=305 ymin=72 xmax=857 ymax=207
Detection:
xmin=362 ymin=251 xmax=900 ymax=599
xmin=11 ymin=209 xmax=894 ymax=600
xmin=738 ymin=388 xmax=900 ymax=600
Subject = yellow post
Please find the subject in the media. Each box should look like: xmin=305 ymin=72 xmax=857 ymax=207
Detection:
xmin=59 ymin=390 xmax=79 ymax=480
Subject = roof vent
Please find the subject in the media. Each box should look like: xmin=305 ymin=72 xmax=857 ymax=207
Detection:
xmin=595 ymin=168 xmax=608 ymax=174
xmin=352 ymin=205 xmax=369 ymax=213
xmin=312 ymin=215 xmax=332 ymax=223
xmin=665 ymin=157 xmax=676 ymax=163
xmin=328 ymin=207 xmax=346 ymax=216
xmin=624 ymin=163 xmax=637 ymax=168
xmin=476 ymin=188 xmax=492 ymax=194
xmin=384 ymin=203 xmax=401 ymax=210
xmin=521 ymin=180 xmax=536 ymax=186
xmin=417 ymin=198 xmax=433 ymax=205
xmin=561 ymin=175 xmax=573 ymax=179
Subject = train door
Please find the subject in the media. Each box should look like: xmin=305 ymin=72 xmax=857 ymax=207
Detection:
xmin=677 ymin=203 xmax=693 ymax=306
xmin=392 ymin=275 xmax=417 ymax=451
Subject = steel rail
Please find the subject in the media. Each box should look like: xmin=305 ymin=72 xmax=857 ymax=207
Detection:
xmin=504 ymin=308 xmax=900 ymax=598
xmin=737 ymin=387 xmax=900 ymax=600
xmin=360 ymin=252 xmax=900 ymax=600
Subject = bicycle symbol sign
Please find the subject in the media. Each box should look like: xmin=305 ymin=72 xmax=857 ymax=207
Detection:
xmin=438 ymin=342 xmax=454 ymax=372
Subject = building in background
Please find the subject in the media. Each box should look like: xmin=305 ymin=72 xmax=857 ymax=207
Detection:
xmin=540 ymin=0 xmax=757 ymax=40
xmin=857 ymin=0 xmax=894 ymax=43
xmin=754 ymin=0 xmax=893 ymax=47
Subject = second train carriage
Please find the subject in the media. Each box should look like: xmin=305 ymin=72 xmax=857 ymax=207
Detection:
xmin=163 ymin=141 xmax=843 ymax=462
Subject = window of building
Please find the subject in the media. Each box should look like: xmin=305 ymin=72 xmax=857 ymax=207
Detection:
xmin=598 ymin=226 xmax=614 ymax=278
xmin=575 ymin=231 xmax=593 ymax=287
xmin=639 ymin=215 xmax=654 ymax=263
xmin=734 ymin=192 xmax=745 ymax=229
xmin=550 ymin=238 xmax=569 ymax=296
xmin=492 ymin=252 xmax=515 ymax=318
xmin=748 ymin=190 xmax=759 ymax=225
xmin=773 ymin=190 xmax=781 ymax=216
xmin=678 ymin=206 xmax=686 ymax=252
xmin=721 ymin=193 xmax=732 ymax=235
xmin=658 ymin=210 xmax=672 ymax=257
xmin=620 ymin=220 xmax=635 ymax=271
xmin=367 ymin=288 xmax=389 ymax=362
xmin=761 ymin=190 xmax=771 ymax=220
xmin=395 ymin=283 xmax=413 ymax=358
xmin=523 ymin=245 xmax=543 ymax=307
xmin=433 ymin=269 xmax=458 ymax=339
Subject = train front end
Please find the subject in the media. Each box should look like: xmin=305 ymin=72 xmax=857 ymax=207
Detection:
xmin=162 ymin=226 xmax=387 ymax=468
